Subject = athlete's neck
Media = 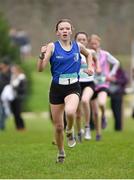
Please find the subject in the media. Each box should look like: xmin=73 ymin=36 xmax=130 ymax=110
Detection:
xmin=59 ymin=40 xmax=72 ymax=51
xmin=96 ymin=47 xmax=101 ymax=52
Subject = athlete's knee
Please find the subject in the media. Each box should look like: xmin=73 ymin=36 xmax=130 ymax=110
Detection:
xmin=81 ymin=98 xmax=89 ymax=106
xmin=99 ymin=103 xmax=105 ymax=109
xmin=55 ymin=124 xmax=64 ymax=133
xmin=65 ymin=108 xmax=75 ymax=118
xmin=98 ymin=97 xmax=106 ymax=107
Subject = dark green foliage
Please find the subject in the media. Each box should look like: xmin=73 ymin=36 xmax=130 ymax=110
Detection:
xmin=0 ymin=12 xmax=21 ymax=64
xmin=0 ymin=12 xmax=32 ymax=111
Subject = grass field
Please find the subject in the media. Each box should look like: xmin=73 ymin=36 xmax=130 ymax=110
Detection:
xmin=0 ymin=115 xmax=134 ymax=179
xmin=0 ymin=55 xmax=133 ymax=179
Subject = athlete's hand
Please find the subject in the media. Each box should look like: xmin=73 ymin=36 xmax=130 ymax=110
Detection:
xmin=106 ymin=75 xmax=116 ymax=82
xmin=41 ymin=45 xmax=47 ymax=54
xmin=84 ymin=68 xmax=94 ymax=76
xmin=39 ymin=45 xmax=47 ymax=60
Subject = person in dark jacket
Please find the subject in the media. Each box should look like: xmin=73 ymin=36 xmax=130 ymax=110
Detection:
xmin=109 ymin=66 xmax=128 ymax=131
xmin=0 ymin=58 xmax=11 ymax=130
xmin=132 ymin=108 xmax=134 ymax=119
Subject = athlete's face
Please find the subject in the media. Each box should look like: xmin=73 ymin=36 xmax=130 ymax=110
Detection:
xmin=56 ymin=22 xmax=72 ymax=41
xmin=76 ymin=34 xmax=88 ymax=47
xmin=89 ymin=38 xmax=100 ymax=50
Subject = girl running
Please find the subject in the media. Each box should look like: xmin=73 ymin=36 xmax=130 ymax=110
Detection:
xmin=75 ymin=32 xmax=101 ymax=142
xmin=89 ymin=34 xmax=120 ymax=140
xmin=37 ymin=19 xmax=93 ymax=163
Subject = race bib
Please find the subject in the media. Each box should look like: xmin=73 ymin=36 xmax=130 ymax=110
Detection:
xmin=59 ymin=72 xmax=78 ymax=85
xmin=94 ymin=74 xmax=106 ymax=85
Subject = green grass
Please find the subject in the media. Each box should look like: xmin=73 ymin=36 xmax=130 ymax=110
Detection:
xmin=1 ymin=56 xmax=133 ymax=178
xmin=0 ymin=116 xmax=134 ymax=179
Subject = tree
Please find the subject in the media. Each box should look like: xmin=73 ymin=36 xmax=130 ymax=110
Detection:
xmin=0 ymin=12 xmax=21 ymax=64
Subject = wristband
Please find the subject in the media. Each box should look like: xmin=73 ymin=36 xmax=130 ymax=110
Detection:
xmin=39 ymin=52 xmax=45 ymax=60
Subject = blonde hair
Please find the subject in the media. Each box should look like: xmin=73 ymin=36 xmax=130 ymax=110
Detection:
xmin=89 ymin=34 xmax=101 ymax=42
xmin=55 ymin=19 xmax=74 ymax=31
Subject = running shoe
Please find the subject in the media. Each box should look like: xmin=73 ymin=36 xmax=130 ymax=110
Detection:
xmin=84 ymin=127 xmax=92 ymax=140
xmin=66 ymin=128 xmax=76 ymax=148
xmin=96 ymin=134 xmax=101 ymax=141
xmin=56 ymin=151 xmax=66 ymax=163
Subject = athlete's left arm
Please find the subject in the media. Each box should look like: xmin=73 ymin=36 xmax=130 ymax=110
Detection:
xmin=107 ymin=52 xmax=120 ymax=76
xmin=79 ymin=43 xmax=94 ymax=75
xmin=92 ymin=52 xmax=101 ymax=74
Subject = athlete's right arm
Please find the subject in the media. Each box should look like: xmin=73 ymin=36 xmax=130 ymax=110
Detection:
xmin=37 ymin=43 xmax=54 ymax=72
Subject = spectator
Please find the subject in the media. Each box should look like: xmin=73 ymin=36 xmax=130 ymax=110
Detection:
xmin=109 ymin=66 xmax=128 ymax=130
xmin=132 ymin=108 xmax=134 ymax=119
xmin=0 ymin=57 xmax=11 ymax=130
xmin=9 ymin=28 xmax=32 ymax=60
xmin=9 ymin=28 xmax=18 ymax=46
xmin=16 ymin=29 xmax=32 ymax=59
xmin=9 ymin=65 xmax=27 ymax=130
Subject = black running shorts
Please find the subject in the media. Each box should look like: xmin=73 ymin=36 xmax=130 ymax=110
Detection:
xmin=49 ymin=81 xmax=81 ymax=104
xmin=80 ymin=81 xmax=95 ymax=93
xmin=92 ymin=87 xmax=109 ymax=100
